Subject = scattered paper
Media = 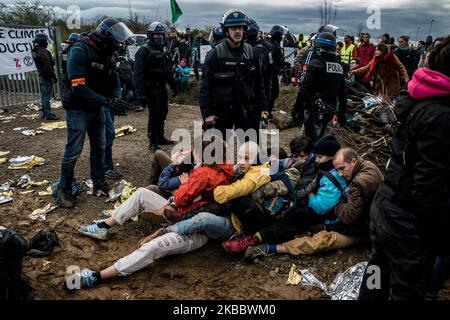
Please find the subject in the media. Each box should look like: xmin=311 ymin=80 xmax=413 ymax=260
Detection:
xmin=0 ymin=151 xmax=10 ymax=157
xmin=21 ymin=114 xmax=40 ymax=120
xmin=38 ymin=186 xmax=53 ymax=196
xmin=8 ymin=156 xmax=47 ymax=169
xmin=286 ymin=263 xmax=301 ymax=285
xmin=17 ymin=175 xmax=31 ymax=188
xmin=29 ymin=203 xmax=57 ymax=221
xmin=29 ymin=180 xmax=49 ymax=187
xmin=1 ymin=181 xmax=13 ymax=192
xmin=20 ymin=190 xmax=35 ymax=195
xmin=50 ymin=100 xmax=62 ymax=109
xmin=13 ymin=127 xmax=27 ymax=131
xmin=0 ymin=158 xmax=6 ymax=164
xmin=21 ymin=129 xmax=44 ymax=136
xmin=0 ymin=194 xmax=13 ymax=204
xmin=26 ymin=103 xmax=41 ymax=111
xmin=115 ymin=125 xmax=137 ymax=137
xmin=38 ymin=121 xmax=66 ymax=131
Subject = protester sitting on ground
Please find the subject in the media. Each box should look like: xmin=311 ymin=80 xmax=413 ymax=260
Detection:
xmin=222 ymin=135 xmax=347 ymax=255
xmin=244 ymin=148 xmax=384 ymax=260
xmin=351 ymin=43 xmax=409 ymax=97
xmin=77 ymin=136 xmax=234 ymax=240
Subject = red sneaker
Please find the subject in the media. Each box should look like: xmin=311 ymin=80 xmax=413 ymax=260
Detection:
xmin=222 ymin=235 xmax=260 ymax=254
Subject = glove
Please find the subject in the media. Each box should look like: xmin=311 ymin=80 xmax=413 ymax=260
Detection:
xmin=105 ymin=97 xmax=130 ymax=116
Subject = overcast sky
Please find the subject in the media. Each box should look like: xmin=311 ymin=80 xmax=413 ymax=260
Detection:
xmin=4 ymin=0 xmax=450 ymax=40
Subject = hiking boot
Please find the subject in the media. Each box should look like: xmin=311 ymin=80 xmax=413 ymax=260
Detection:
xmin=43 ymin=114 xmax=59 ymax=121
xmin=222 ymin=235 xmax=260 ymax=255
xmin=138 ymin=227 xmax=167 ymax=247
xmin=78 ymin=223 xmax=108 ymax=240
xmin=244 ymin=244 xmax=270 ymax=263
xmin=60 ymin=189 xmax=75 ymax=209
xmin=105 ymin=169 xmax=121 ymax=180
xmin=149 ymin=143 xmax=161 ymax=152
xmin=159 ymin=136 xmax=174 ymax=145
xmin=140 ymin=205 xmax=171 ymax=225
xmin=65 ymin=268 xmax=100 ymax=290
xmin=135 ymin=105 xmax=144 ymax=112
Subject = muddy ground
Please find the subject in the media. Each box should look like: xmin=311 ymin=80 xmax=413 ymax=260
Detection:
xmin=0 ymin=87 xmax=448 ymax=300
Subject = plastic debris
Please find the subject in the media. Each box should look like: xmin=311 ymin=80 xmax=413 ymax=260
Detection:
xmin=50 ymin=100 xmax=62 ymax=109
xmin=38 ymin=186 xmax=53 ymax=196
xmin=0 ymin=158 xmax=6 ymax=164
xmin=21 ymin=129 xmax=44 ymax=136
xmin=2 ymin=190 xmax=13 ymax=197
xmin=8 ymin=155 xmax=47 ymax=169
xmin=362 ymin=95 xmax=383 ymax=113
xmin=0 ymin=194 xmax=13 ymax=204
xmin=107 ymin=180 xmax=132 ymax=202
xmin=19 ymin=190 xmax=35 ymax=195
xmin=26 ymin=103 xmax=41 ymax=111
xmin=102 ymin=209 xmax=115 ymax=217
xmin=13 ymin=127 xmax=27 ymax=131
xmin=286 ymin=263 xmax=301 ymax=285
xmin=21 ymin=114 xmax=40 ymax=120
xmin=0 ymin=151 xmax=10 ymax=157
xmin=38 ymin=121 xmax=67 ymax=131
xmin=17 ymin=175 xmax=31 ymax=188
xmin=298 ymin=262 xmax=368 ymax=300
xmin=115 ymin=125 xmax=137 ymax=137
xmin=29 ymin=203 xmax=57 ymax=221
xmin=0 ymin=115 xmax=16 ymax=121
xmin=1 ymin=181 xmax=13 ymax=192
xmin=29 ymin=180 xmax=50 ymax=187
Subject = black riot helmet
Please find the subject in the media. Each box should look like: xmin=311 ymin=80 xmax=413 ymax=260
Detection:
xmin=221 ymin=9 xmax=248 ymax=32
xmin=96 ymin=18 xmax=135 ymax=45
xmin=246 ymin=18 xmax=259 ymax=41
xmin=270 ymin=25 xmax=284 ymax=42
xmin=317 ymin=24 xmax=339 ymax=37
xmin=315 ymin=32 xmax=337 ymax=54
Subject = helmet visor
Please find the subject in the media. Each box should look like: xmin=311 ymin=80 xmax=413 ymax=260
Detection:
xmin=100 ymin=21 xmax=135 ymax=45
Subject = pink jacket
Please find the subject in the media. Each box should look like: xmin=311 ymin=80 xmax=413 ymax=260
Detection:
xmin=408 ymin=68 xmax=450 ymax=100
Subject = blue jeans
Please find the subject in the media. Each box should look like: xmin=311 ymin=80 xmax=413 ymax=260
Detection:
xmin=39 ymin=76 xmax=53 ymax=117
xmin=103 ymin=107 xmax=115 ymax=172
xmin=60 ymin=109 xmax=106 ymax=192
xmin=167 ymin=212 xmax=234 ymax=241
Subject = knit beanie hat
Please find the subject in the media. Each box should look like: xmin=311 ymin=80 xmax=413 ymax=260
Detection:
xmin=312 ymin=135 xmax=341 ymax=156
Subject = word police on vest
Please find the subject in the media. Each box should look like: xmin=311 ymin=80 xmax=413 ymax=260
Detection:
xmin=326 ymin=62 xmax=344 ymax=74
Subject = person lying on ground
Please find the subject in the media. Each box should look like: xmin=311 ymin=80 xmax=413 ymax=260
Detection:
xmin=77 ymin=137 xmax=233 ymax=240
xmin=245 ymin=147 xmax=383 ymax=260
xmin=222 ymin=135 xmax=347 ymax=255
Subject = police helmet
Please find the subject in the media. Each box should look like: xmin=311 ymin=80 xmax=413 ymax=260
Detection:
xmin=270 ymin=25 xmax=284 ymax=41
xmin=212 ymin=25 xmax=225 ymax=42
xmin=220 ymin=9 xmax=248 ymax=30
xmin=247 ymin=18 xmax=260 ymax=32
xmin=96 ymin=18 xmax=135 ymax=44
xmin=315 ymin=32 xmax=337 ymax=53
xmin=317 ymin=24 xmax=339 ymax=36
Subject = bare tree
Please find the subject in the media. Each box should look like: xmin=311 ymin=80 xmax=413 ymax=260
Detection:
xmin=318 ymin=0 xmax=338 ymax=26
xmin=0 ymin=0 xmax=55 ymax=26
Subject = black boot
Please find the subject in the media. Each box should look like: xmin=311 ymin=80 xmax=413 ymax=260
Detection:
xmin=149 ymin=142 xmax=161 ymax=152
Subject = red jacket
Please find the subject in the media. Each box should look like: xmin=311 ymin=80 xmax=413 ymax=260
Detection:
xmin=358 ymin=43 xmax=376 ymax=67
xmin=174 ymin=163 xmax=234 ymax=215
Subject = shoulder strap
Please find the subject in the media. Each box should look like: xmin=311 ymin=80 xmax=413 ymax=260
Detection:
xmin=320 ymin=170 xmax=344 ymax=195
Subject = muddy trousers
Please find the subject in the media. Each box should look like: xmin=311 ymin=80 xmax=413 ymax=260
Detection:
xmin=114 ymin=232 xmax=208 ymax=276
xmin=358 ymin=190 xmax=434 ymax=300
xmin=112 ymin=187 xmax=168 ymax=225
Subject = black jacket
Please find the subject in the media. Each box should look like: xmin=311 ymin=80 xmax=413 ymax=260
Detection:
xmin=31 ymin=45 xmax=55 ymax=80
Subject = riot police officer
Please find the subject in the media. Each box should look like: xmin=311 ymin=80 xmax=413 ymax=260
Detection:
xmin=59 ymin=18 xmax=132 ymax=208
xmin=245 ymin=18 xmax=272 ymax=123
xmin=199 ymin=9 xmax=268 ymax=141
xmin=267 ymin=25 xmax=285 ymax=118
xmin=133 ymin=22 xmax=177 ymax=152
xmin=291 ymin=32 xmax=346 ymax=143
xmin=210 ymin=25 xmax=225 ymax=48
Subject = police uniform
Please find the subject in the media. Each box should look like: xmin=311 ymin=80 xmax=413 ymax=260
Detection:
xmin=199 ymin=40 xmax=267 ymax=138
xmin=133 ymin=41 xmax=175 ymax=147
xmin=292 ymin=50 xmax=346 ymax=143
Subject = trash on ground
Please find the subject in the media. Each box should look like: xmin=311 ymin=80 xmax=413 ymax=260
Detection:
xmin=115 ymin=125 xmax=137 ymax=137
xmin=0 ymin=194 xmax=13 ymax=204
xmin=83 ymin=179 xmax=94 ymax=194
xmin=19 ymin=190 xmax=35 ymax=195
xmin=29 ymin=180 xmax=50 ymax=187
xmin=17 ymin=175 xmax=31 ymax=188
xmin=2 ymin=190 xmax=13 ymax=197
xmin=1 ymin=181 xmax=13 ymax=192
xmin=29 ymin=203 xmax=57 ymax=221
xmin=107 ymin=180 xmax=133 ymax=202
xmin=21 ymin=129 xmax=44 ymax=136
xmin=298 ymin=262 xmax=368 ymax=300
xmin=0 ymin=158 xmax=6 ymax=164
xmin=38 ymin=186 xmax=53 ymax=196
xmin=38 ymin=121 xmax=67 ymax=131
xmin=0 ymin=151 xmax=10 ymax=157
xmin=13 ymin=127 xmax=27 ymax=131
xmin=26 ymin=103 xmax=41 ymax=111
xmin=8 ymin=156 xmax=47 ymax=169
xmin=50 ymin=100 xmax=62 ymax=109
xmin=21 ymin=114 xmax=40 ymax=120
xmin=286 ymin=263 xmax=301 ymax=285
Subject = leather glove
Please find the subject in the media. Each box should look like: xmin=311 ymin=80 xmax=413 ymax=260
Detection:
xmin=105 ymin=97 xmax=131 ymax=116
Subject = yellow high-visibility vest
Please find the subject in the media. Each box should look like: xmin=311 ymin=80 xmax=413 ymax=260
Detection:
xmin=340 ymin=43 xmax=355 ymax=65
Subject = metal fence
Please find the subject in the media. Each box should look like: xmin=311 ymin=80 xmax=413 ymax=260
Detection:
xmin=0 ymin=25 xmax=62 ymax=109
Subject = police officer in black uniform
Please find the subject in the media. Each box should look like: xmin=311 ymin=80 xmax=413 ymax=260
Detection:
xmin=266 ymin=25 xmax=285 ymax=119
xmin=291 ymin=32 xmax=346 ymax=143
xmin=134 ymin=22 xmax=176 ymax=151
xmin=245 ymin=18 xmax=272 ymax=124
xmin=199 ymin=9 xmax=268 ymax=140
xmin=59 ymin=18 xmax=132 ymax=208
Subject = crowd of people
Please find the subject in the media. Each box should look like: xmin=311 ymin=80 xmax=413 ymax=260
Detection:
xmin=1 ymin=8 xmax=449 ymax=301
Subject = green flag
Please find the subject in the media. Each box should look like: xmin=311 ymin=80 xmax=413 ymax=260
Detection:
xmin=170 ymin=0 xmax=183 ymax=24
